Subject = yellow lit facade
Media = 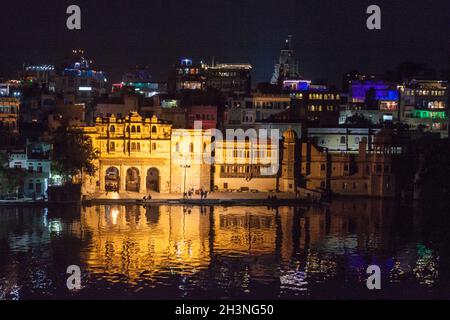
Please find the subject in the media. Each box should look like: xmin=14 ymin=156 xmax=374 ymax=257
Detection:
xmin=80 ymin=112 xmax=211 ymax=195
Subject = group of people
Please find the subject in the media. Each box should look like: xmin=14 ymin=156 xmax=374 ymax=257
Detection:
xmin=183 ymin=188 xmax=209 ymax=200
xmin=267 ymin=194 xmax=278 ymax=201
xmin=105 ymin=184 xmax=119 ymax=195
xmin=142 ymin=195 xmax=152 ymax=201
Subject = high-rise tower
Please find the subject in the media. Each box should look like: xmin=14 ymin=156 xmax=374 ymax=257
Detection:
xmin=270 ymin=35 xmax=300 ymax=85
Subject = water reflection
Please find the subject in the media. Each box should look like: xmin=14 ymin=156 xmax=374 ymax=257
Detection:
xmin=0 ymin=199 xmax=449 ymax=299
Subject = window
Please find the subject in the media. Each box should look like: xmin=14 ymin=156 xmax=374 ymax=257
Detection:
xmin=189 ymin=143 xmax=194 ymax=153
xmin=131 ymin=142 xmax=136 ymax=151
xmin=131 ymin=126 xmax=136 ymax=133
xmin=340 ymin=136 xmax=346 ymax=144
xmin=320 ymin=164 xmax=326 ymax=171
xmin=110 ymin=125 xmax=115 ymax=132
xmin=137 ymin=126 xmax=141 ymax=133
xmin=175 ymin=142 xmax=179 ymax=152
xmin=152 ymin=143 xmax=156 ymax=150
xmin=152 ymin=126 xmax=157 ymax=133
xmin=110 ymin=142 xmax=115 ymax=151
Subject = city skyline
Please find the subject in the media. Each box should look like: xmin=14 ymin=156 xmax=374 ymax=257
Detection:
xmin=0 ymin=0 xmax=449 ymax=85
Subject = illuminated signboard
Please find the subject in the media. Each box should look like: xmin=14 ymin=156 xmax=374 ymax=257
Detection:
xmin=78 ymin=86 xmax=92 ymax=91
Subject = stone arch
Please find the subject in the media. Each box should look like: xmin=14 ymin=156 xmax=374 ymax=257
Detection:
xmin=126 ymin=167 xmax=140 ymax=192
xmin=105 ymin=167 xmax=120 ymax=192
xmin=146 ymin=167 xmax=160 ymax=192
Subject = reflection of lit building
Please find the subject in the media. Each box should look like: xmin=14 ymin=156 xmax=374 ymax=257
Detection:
xmin=398 ymin=79 xmax=448 ymax=137
xmin=80 ymin=205 xmax=211 ymax=280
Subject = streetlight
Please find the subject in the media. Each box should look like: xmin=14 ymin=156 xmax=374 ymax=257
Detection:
xmin=181 ymin=156 xmax=191 ymax=198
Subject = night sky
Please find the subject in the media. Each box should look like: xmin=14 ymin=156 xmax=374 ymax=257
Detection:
xmin=0 ymin=0 xmax=448 ymax=86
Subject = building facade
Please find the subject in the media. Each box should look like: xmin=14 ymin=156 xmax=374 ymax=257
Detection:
xmin=80 ymin=112 xmax=211 ymax=195
xmin=300 ymin=130 xmax=399 ymax=197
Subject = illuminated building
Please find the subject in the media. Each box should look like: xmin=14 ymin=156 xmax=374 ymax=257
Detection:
xmin=307 ymin=127 xmax=381 ymax=153
xmin=290 ymin=85 xmax=341 ymax=126
xmin=0 ymin=98 xmax=20 ymax=149
xmin=224 ymin=94 xmax=291 ymax=129
xmin=79 ymin=113 xmax=299 ymax=195
xmin=168 ymin=58 xmax=206 ymax=94
xmin=187 ymin=105 xmax=217 ymax=130
xmin=300 ymin=129 xmax=399 ymax=197
xmin=8 ymin=141 xmax=52 ymax=198
xmin=205 ymin=63 xmax=252 ymax=96
xmin=22 ymin=64 xmax=56 ymax=91
xmin=340 ymin=78 xmax=399 ymax=124
xmin=213 ymin=129 xmax=297 ymax=192
xmin=0 ymin=80 xmax=22 ymax=98
xmin=80 ymin=112 xmax=211 ymax=195
xmin=116 ymin=67 xmax=167 ymax=98
xmin=398 ymin=79 xmax=448 ymax=137
xmin=55 ymin=49 xmax=107 ymax=103
xmin=271 ymin=35 xmax=300 ymax=85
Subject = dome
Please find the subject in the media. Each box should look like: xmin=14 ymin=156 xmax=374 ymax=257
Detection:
xmin=283 ymin=128 xmax=297 ymax=142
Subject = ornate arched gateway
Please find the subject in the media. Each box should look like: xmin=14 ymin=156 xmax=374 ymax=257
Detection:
xmin=105 ymin=167 xmax=120 ymax=192
xmin=126 ymin=167 xmax=140 ymax=192
xmin=146 ymin=168 xmax=160 ymax=192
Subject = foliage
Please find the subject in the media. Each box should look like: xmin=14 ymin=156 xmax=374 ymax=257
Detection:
xmin=0 ymin=152 xmax=25 ymax=197
xmin=52 ymin=126 xmax=98 ymax=183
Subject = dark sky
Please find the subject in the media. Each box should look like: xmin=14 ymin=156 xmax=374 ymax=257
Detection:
xmin=0 ymin=0 xmax=448 ymax=86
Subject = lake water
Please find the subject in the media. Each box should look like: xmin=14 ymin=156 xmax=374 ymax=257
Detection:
xmin=1 ymin=199 xmax=449 ymax=299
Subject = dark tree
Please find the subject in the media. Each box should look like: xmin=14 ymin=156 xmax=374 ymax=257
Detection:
xmin=52 ymin=126 xmax=98 ymax=183
xmin=0 ymin=152 xmax=25 ymax=197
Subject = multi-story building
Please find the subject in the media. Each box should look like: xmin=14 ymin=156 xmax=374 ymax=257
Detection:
xmin=187 ymin=105 xmax=217 ymax=130
xmin=307 ymin=127 xmax=381 ymax=153
xmin=0 ymin=98 xmax=20 ymax=149
xmin=55 ymin=49 xmax=107 ymax=103
xmin=80 ymin=112 xmax=212 ymax=195
xmin=168 ymin=58 xmax=206 ymax=94
xmin=79 ymin=113 xmax=298 ymax=196
xmin=271 ymin=35 xmax=300 ymax=85
xmin=205 ymin=63 xmax=252 ymax=96
xmin=9 ymin=141 xmax=52 ymax=198
xmin=398 ymin=79 xmax=448 ymax=137
xmin=300 ymin=129 xmax=399 ymax=197
xmin=289 ymin=84 xmax=341 ymax=126
xmin=224 ymin=94 xmax=291 ymax=128
xmin=340 ymin=78 xmax=399 ymax=124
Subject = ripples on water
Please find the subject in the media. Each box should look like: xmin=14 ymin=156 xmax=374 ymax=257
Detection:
xmin=0 ymin=199 xmax=449 ymax=300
